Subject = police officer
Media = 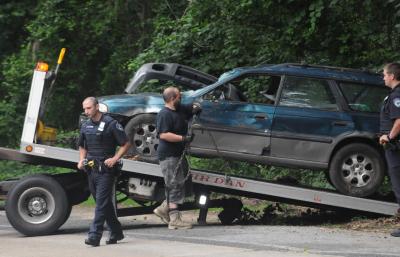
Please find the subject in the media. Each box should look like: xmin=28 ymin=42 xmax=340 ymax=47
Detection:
xmin=379 ymin=63 xmax=400 ymax=237
xmin=78 ymin=97 xmax=130 ymax=246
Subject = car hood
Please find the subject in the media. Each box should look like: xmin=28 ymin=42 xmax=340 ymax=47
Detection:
xmin=98 ymin=93 xmax=165 ymax=116
xmin=98 ymin=92 xmax=196 ymax=117
xmin=125 ymin=63 xmax=217 ymax=93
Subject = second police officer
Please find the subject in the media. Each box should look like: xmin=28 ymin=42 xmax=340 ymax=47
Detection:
xmin=379 ymin=63 xmax=400 ymax=237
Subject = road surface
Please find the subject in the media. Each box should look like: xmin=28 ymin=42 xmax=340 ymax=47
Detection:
xmin=0 ymin=206 xmax=399 ymax=257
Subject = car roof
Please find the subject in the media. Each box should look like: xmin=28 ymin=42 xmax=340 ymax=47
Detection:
xmin=229 ymin=63 xmax=384 ymax=86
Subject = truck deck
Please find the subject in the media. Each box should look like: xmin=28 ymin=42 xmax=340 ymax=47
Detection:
xmin=1 ymin=144 xmax=397 ymax=216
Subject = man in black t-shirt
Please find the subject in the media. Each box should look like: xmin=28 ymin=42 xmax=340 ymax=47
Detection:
xmin=153 ymin=86 xmax=200 ymax=229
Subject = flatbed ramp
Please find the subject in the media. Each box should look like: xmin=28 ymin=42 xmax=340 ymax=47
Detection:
xmin=1 ymin=144 xmax=398 ymax=216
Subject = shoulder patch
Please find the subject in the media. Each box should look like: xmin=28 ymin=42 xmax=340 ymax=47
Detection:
xmin=116 ymin=123 xmax=124 ymax=131
xmin=394 ymin=98 xmax=400 ymax=107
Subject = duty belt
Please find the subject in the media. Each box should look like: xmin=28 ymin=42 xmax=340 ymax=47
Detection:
xmin=83 ymin=158 xmax=123 ymax=173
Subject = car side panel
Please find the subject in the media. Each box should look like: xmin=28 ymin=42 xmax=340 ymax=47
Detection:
xmin=191 ymin=100 xmax=274 ymax=155
xmin=271 ymin=106 xmax=354 ymax=163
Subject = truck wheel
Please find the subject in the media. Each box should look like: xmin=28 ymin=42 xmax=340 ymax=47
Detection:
xmin=5 ymin=175 xmax=69 ymax=236
xmin=60 ymin=204 xmax=72 ymax=227
xmin=125 ymin=114 xmax=159 ymax=163
xmin=329 ymin=143 xmax=385 ymax=197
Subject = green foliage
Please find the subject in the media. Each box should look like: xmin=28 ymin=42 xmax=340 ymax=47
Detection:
xmin=0 ymin=1 xmax=37 ymax=60
xmin=54 ymin=129 xmax=79 ymax=149
xmin=0 ymin=49 xmax=34 ymax=147
xmin=130 ymin=0 xmax=400 ymax=74
xmin=0 ymin=160 xmax=71 ymax=181
xmin=2 ymin=0 xmax=399 ymax=145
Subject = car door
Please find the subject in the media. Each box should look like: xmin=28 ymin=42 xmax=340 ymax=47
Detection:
xmin=191 ymin=74 xmax=279 ymax=157
xmin=270 ymin=76 xmax=354 ymax=164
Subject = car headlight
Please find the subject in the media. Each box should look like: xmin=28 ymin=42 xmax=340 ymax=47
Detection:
xmin=98 ymin=103 xmax=108 ymax=113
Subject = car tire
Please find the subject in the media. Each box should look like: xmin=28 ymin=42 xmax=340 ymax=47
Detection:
xmin=5 ymin=174 xmax=69 ymax=236
xmin=329 ymin=143 xmax=385 ymax=197
xmin=125 ymin=114 xmax=159 ymax=164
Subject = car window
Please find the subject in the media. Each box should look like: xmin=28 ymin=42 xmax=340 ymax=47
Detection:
xmin=203 ymin=74 xmax=280 ymax=105
xmin=278 ymin=76 xmax=338 ymax=111
xmin=338 ymin=82 xmax=388 ymax=113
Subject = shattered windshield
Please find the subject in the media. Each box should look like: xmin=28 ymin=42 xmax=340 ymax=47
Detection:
xmin=191 ymin=70 xmax=241 ymax=98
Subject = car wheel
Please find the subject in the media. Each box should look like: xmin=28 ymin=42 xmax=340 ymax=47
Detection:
xmin=5 ymin=175 xmax=69 ymax=236
xmin=329 ymin=143 xmax=385 ymax=197
xmin=125 ymin=114 xmax=159 ymax=163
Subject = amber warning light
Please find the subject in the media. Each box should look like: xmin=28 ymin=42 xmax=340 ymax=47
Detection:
xmin=35 ymin=62 xmax=49 ymax=72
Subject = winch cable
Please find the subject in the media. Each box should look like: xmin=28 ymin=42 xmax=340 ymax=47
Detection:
xmin=165 ymin=113 xmax=198 ymax=205
xmin=166 ymin=109 xmax=235 ymax=205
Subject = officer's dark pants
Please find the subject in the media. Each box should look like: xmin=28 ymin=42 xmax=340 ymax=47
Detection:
xmin=87 ymin=171 xmax=122 ymax=240
xmin=385 ymin=150 xmax=400 ymax=206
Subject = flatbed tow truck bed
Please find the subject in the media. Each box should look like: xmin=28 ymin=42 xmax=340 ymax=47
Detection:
xmin=1 ymin=144 xmax=397 ymax=216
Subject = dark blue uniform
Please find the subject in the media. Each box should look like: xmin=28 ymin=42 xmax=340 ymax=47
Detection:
xmin=78 ymin=114 xmax=128 ymax=241
xmin=380 ymin=84 xmax=400 ymax=205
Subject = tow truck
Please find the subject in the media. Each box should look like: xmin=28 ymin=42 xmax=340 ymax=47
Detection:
xmin=0 ymin=49 xmax=398 ymax=236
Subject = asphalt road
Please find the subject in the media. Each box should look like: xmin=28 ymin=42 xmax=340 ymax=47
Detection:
xmin=0 ymin=206 xmax=399 ymax=257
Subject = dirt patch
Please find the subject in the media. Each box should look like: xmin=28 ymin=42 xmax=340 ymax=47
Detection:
xmin=219 ymin=198 xmax=400 ymax=234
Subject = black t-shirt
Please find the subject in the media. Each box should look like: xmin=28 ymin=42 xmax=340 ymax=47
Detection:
xmin=78 ymin=114 xmax=128 ymax=160
xmin=156 ymin=104 xmax=193 ymax=160
xmin=380 ymin=84 xmax=400 ymax=134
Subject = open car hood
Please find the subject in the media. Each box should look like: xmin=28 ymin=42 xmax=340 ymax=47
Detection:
xmin=125 ymin=63 xmax=218 ymax=93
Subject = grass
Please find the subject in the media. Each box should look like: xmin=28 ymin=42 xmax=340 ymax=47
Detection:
xmin=0 ymin=160 xmax=72 ymax=181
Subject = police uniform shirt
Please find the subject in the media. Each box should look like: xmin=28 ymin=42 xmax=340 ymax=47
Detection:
xmin=156 ymin=104 xmax=192 ymax=160
xmin=381 ymin=84 xmax=400 ymax=134
xmin=78 ymin=114 xmax=128 ymax=160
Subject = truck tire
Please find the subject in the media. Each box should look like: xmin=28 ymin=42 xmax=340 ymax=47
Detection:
xmin=329 ymin=143 xmax=385 ymax=197
xmin=125 ymin=114 xmax=159 ymax=163
xmin=60 ymin=204 xmax=72 ymax=228
xmin=5 ymin=174 xmax=69 ymax=236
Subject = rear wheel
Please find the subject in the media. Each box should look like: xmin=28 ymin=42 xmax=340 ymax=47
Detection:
xmin=329 ymin=143 xmax=385 ymax=197
xmin=5 ymin=175 xmax=69 ymax=236
xmin=125 ymin=114 xmax=159 ymax=163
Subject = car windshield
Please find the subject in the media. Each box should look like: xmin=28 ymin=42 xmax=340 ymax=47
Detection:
xmin=190 ymin=70 xmax=242 ymax=98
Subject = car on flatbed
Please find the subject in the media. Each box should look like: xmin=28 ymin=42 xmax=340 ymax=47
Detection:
xmin=95 ymin=63 xmax=388 ymax=197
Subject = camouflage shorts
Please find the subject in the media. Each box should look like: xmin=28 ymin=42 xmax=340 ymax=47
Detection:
xmin=160 ymin=156 xmax=191 ymax=204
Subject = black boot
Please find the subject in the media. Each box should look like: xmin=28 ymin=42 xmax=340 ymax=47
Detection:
xmin=85 ymin=237 xmax=100 ymax=247
xmin=105 ymin=232 xmax=124 ymax=245
xmin=391 ymin=228 xmax=400 ymax=237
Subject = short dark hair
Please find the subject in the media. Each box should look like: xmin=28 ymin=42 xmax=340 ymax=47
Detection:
xmin=83 ymin=96 xmax=98 ymax=105
xmin=162 ymin=87 xmax=179 ymax=103
xmin=384 ymin=63 xmax=400 ymax=81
